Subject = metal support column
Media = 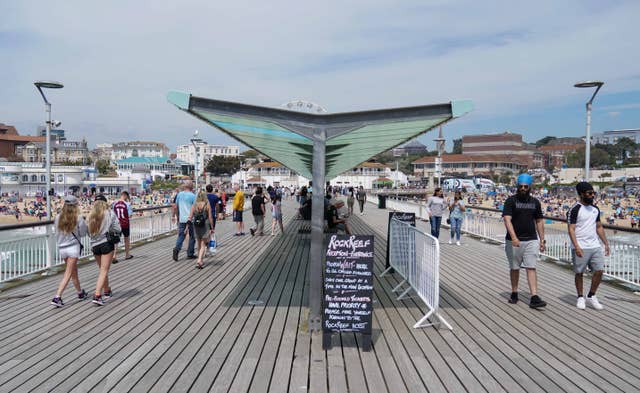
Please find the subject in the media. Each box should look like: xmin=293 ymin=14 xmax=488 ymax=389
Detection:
xmin=308 ymin=128 xmax=326 ymax=331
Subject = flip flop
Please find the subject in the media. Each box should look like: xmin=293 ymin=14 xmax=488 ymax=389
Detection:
xmin=125 ymin=255 xmax=134 ymax=260
xmin=112 ymin=259 xmax=119 ymax=264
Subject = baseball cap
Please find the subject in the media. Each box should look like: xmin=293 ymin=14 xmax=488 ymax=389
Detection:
xmin=95 ymin=194 xmax=108 ymax=203
xmin=64 ymin=195 xmax=78 ymax=205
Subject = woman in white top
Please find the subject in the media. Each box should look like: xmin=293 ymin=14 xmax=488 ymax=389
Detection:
xmin=426 ymin=188 xmax=446 ymax=239
xmin=51 ymin=195 xmax=88 ymax=307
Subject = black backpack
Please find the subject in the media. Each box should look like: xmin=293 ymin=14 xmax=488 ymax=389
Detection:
xmin=193 ymin=210 xmax=206 ymax=227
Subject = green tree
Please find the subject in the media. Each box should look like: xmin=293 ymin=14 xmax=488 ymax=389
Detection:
xmin=95 ymin=159 xmax=112 ymax=175
xmin=499 ymin=171 xmax=513 ymax=185
xmin=452 ymin=138 xmax=463 ymax=154
xmin=205 ymin=155 xmax=241 ymax=176
xmin=614 ymin=137 xmax=637 ymax=161
xmin=241 ymin=149 xmax=259 ymax=159
xmin=535 ymin=136 xmax=557 ymax=147
xmin=566 ymin=147 xmax=612 ymax=168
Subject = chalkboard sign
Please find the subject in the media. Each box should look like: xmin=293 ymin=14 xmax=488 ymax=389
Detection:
xmin=323 ymin=235 xmax=374 ymax=351
xmin=385 ymin=212 xmax=416 ymax=270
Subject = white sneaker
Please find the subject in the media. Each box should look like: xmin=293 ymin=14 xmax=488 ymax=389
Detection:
xmin=588 ymin=296 xmax=604 ymax=310
xmin=448 ymin=239 xmax=452 ymax=244
xmin=456 ymin=241 xmax=461 ymax=246
xmin=576 ymin=297 xmax=586 ymax=310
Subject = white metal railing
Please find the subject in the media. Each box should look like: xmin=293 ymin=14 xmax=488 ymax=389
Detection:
xmin=460 ymin=212 xmax=640 ymax=288
xmin=382 ymin=197 xmax=640 ymax=288
xmin=382 ymin=218 xmax=452 ymax=330
xmin=0 ymin=208 xmax=175 ymax=283
xmin=383 ymin=197 xmax=430 ymax=221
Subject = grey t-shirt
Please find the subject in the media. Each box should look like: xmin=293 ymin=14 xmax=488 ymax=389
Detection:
xmin=426 ymin=196 xmax=446 ymax=217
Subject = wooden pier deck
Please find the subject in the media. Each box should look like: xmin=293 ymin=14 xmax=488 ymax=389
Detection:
xmin=0 ymin=199 xmax=639 ymax=392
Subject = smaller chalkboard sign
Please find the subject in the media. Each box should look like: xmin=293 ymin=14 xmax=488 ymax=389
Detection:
xmin=385 ymin=212 xmax=416 ymax=270
xmin=323 ymin=235 xmax=374 ymax=351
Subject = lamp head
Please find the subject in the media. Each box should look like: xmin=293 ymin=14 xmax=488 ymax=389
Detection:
xmin=34 ymin=81 xmax=64 ymax=89
xmin=574 ymin=81 xmax=604 ymax=88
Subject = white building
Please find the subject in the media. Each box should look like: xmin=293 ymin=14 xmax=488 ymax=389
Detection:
xmin=231 ymin=161 xmax=306 ymax=190
xmin=111 ymin=141 xmax=169 ymax=161
xmin=331 ymin=162 xmax=407 ymax=189
xmin=176 ymin=141 xmax=240 ymax=171
xmin=0 ymin=162 xmax=92 ymax=196
xmin=591 ymin=129 xmax=640 ymax=145
xmin=229 ymin=160 xmax=408 ymax=191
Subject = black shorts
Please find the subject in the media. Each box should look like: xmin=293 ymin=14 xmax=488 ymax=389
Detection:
xmin=121 ymin=227 xmax=130 ymax=237
xmin=233 ymin=210 xmax=243 ymax=222
xmin=92 ymin=242 xmax=115 ymax=256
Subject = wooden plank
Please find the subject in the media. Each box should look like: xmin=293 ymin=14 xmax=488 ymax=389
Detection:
xmin=248 ymin=229 xmax=308 ymax=393
xmin=325 ymin=333 xmax=349 ymax=392
xmin=215 ymin=234 xmax=302 ymax=392
xmin=169 ymin=221 xmax=300 ymax=392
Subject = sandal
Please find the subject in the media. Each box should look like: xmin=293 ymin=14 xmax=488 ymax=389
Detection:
xmin=196 ymin=262 xmax=204 ymax=269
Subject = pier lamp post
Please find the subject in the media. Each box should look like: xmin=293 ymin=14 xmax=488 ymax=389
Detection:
xmin=34 ymin=80 xmax=63 ymax=271
xmin=574 ymin=81 xmax=604 ymax=182
xmin=191 ymin=130 xmax=200 ymax=191
xmin=34 ymin=81 xmax=64 ymax=220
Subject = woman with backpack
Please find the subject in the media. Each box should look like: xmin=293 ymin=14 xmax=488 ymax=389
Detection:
xmin=88 ymin=195 xmax=121 ymax=306
xmin=51 ymin=195 xmax=88 ymax=308
xmin=188 ymin=191 xmax=214 ymax=269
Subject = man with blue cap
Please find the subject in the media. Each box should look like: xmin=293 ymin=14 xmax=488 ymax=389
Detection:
xmin=502 ymin=173 xmax=547 ymax=308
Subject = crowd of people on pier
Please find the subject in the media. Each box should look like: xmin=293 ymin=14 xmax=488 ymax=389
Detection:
xmin=42 ymin=174 xmax=624 ymax=313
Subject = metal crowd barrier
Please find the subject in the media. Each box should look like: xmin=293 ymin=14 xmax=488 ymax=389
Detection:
xmin=380 ymin=196 xmax=640 ymax=288
xmin=0 ymin=206 xmax=175 ymax=284
xmin=382 ymin=218 xmax=452 ymax=330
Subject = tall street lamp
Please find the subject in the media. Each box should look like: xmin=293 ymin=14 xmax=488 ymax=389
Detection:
xmin=34 ymin=80 xmax=64 ymax=220
xmin=191 ymin=130 xmax=200 ymax=191
xmin=34 ymin=80 xmax=63 ymax=272
xmin=574 ymin=80 xmax=604 ymax=181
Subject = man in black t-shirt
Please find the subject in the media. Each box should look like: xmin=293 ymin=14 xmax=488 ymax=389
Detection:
xmin=502 ymin=174 xmax=546 ymax=308
xmin=249 ymin=186 xmax=266 ymax=236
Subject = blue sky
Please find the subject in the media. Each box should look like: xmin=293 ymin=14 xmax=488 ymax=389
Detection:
xmin=1 ymin=0 xmax=639 ymax=152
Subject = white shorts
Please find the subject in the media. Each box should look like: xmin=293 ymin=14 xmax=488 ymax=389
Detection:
xmin=59 ymin=245 xmax=81 ymax=260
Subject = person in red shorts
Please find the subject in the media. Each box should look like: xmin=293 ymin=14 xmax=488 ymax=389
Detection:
xmin=113 ymin=191 xmax=133 ymax=263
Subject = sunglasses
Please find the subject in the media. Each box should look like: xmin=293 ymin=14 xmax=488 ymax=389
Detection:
xmin=517 ymin=185 xmax=530 ymax=189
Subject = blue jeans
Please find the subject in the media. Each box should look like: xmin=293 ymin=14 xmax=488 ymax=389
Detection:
xmin=175 ymin=222 xmax=195 ymax=256
xmin=450 ymin=217 xmax=463 ymax=241
xmin=430 ymin=216 xmax=442 ymax=238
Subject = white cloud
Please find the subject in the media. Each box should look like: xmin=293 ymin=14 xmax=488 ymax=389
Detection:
xmin=1 ymin=0 xmax=639 ymax=150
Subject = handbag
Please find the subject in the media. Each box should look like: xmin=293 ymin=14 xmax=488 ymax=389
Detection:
xmin=106 ymin=213 xmax=121 ymax=244
xmin=446 ymin=217 xmax=451 ymax=224
xmin=107 ymin=230 xmax=121 ymax=245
